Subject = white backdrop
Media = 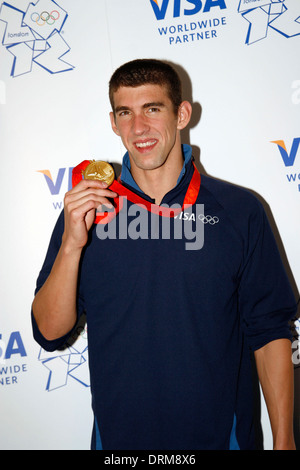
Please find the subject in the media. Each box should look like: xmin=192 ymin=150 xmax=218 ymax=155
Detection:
xmin=0 ymin=0 xmax=299 ymax=450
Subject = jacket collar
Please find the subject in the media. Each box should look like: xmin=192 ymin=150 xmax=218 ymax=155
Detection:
xmin=120 ymin=144 xmax=193 ymax=193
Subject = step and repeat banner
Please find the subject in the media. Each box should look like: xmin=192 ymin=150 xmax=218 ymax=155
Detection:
xmin=0 ymin=0 xmax=299 ymax=450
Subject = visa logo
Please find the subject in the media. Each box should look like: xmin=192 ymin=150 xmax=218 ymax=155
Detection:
xmin=0 ymin=332 xmax=27 ymax=363
xmin=149 ymin=0 xmax=227 ymax=20
xmin=38 ymin=167 xmax=74 ymax=195
xmin=271 ymin=138 xmax=300 ymax=167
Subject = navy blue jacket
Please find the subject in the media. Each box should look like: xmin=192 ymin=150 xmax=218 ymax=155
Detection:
xmin=32 ymin=146 xmax=296 ymax=450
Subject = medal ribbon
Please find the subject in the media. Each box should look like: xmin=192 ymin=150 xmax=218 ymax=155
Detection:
xmin=72 ymin=160 xmax=201 ymax=224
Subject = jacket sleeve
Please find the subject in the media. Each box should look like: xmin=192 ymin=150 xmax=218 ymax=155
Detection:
xmin=31 ymin=210 xmax=85 ymax=352
xmin=238 ymin=202 xmax=297 ymax=351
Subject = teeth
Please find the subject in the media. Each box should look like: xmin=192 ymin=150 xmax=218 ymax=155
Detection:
xmin=136 ymin=141 xmax=156 ymax=148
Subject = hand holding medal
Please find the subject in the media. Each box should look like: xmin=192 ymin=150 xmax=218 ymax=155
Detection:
xmin=60 ymin=160 xmax=119 ymax=250
xmin=80 ymin=160 xmax=120 ymax=224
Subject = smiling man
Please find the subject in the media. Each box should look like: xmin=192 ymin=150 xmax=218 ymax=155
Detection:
xmin=109 ymin=64 xmax=192 ymax=204
xmin=32 ymin=59 xmax=297 ymax=450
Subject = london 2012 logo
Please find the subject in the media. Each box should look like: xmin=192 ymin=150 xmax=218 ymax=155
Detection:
xmin=38 ymin=324 xmax=90 ymax=392
xmin=238 ymin=0 xmax=300 ymax=45
xmin=0 ymin=0 xmax=74 ymax=77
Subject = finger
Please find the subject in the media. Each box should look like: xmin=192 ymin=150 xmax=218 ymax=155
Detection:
xmin=69 ymin=178 xmax=110 ymax=194
xmin=68 ymin=199 xmax=104 ymax=222
xmin=65 ymin=188 xmax=118 ymax=207
xmin=66 ymin=194 xmax=113 ymax=212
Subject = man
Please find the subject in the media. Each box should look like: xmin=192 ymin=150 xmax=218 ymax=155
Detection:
xmin=32 ymin=59 xmax=297 ymax=450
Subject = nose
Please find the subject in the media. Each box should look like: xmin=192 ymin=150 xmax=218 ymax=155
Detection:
xmin=132 ymin=113 xmax=150 ymax=135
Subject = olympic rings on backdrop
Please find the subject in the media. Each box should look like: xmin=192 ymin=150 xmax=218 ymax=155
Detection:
xmin=198 ymin=214 xmax=220 ymax=225
xmin=31 ymin=11 xmax=60 ymax=26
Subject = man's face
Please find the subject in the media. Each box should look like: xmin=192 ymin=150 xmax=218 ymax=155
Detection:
xmin=110 ymin=84 xmax=184 ymax=173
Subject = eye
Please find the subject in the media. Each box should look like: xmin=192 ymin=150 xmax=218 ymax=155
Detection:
xmin=148 ymin=107 xmax=160 ymax=113
xmin=118 ymin=110 xmax=130 ymax=117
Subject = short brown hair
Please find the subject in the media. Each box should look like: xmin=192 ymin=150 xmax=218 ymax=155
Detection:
xmin=109 ymin=59 xmax=182 ymax=114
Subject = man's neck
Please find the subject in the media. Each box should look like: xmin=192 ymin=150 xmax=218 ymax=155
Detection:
xmin=130 ymin=153 xmax=184 ymax=205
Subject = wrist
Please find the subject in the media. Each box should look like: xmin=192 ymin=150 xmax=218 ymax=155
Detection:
xmin=61 ymin=236 xmax=84 ymax=258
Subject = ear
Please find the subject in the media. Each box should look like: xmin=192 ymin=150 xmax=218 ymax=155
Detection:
xmin=110 ymin=111 xmax=120 ymax=136
xmin=177 ymin=101 xmax=192 ymax=131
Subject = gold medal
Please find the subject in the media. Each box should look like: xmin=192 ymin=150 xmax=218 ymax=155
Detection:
xmin=82 ymin=160 xmax=115 ymax=186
